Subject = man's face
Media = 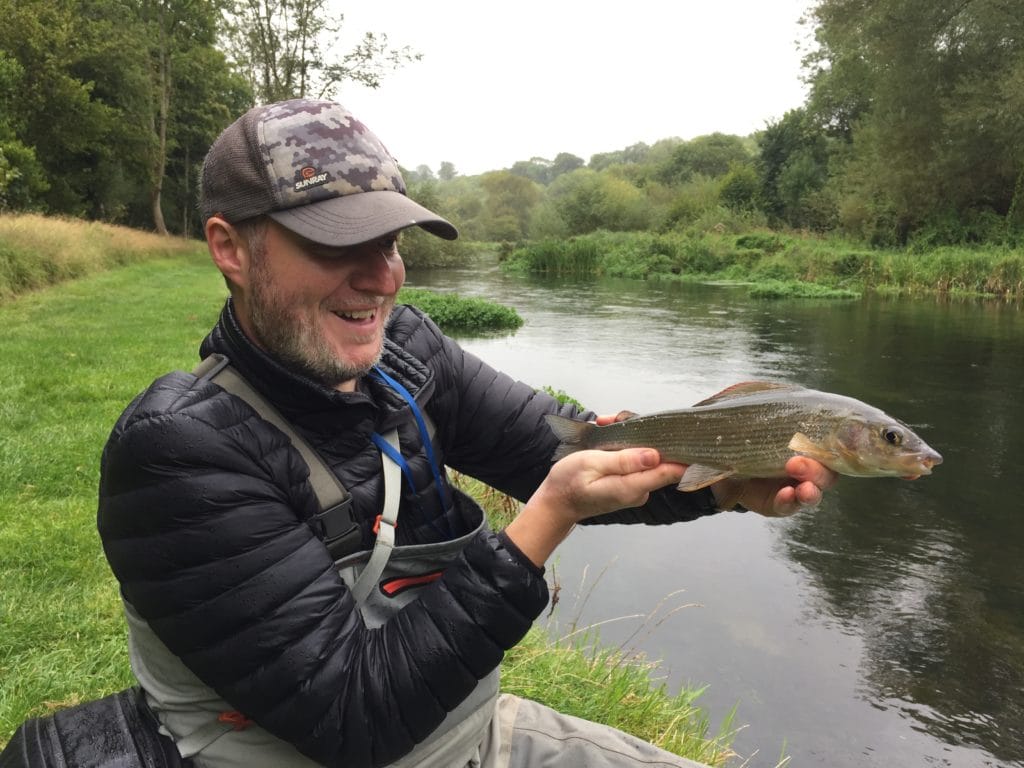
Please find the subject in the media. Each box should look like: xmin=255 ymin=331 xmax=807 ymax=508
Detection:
xmin=240 ymin=221 xmax=407 ymax=389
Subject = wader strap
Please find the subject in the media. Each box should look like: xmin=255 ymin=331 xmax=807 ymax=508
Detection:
xmin=192 ymin=354 xmax=361 ymax=560
xmin=349 ymin=429 xmax=401 ymax=605
xmin=173 ymin=716 xmax=236 ymax=759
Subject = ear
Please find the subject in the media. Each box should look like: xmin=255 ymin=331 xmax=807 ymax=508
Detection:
xmin=205 ymin=216 xmax=251 ymax=290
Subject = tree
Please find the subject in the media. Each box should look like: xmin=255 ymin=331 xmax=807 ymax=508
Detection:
xmin=805 ymin=0 xmax=1024 ymax=243
xmin=718 ymin=163 xmax=759 ymax=213
xmin=438 ymin=161 xmax=457 ymax=181
xmin=548 ymin=168 xmax=649 ymax=235
xmin=223 ymin=0 xmax=421 ymax=102
xmin=656 ymin=133 xmax=751 ymax=185
xmin=138 ymin=0 xmax=228 ymax=234
xmin=756 ymin=108 xmax=830 ymax=228
xmin=589 ymin=141 xmax=656 ymax=172
xmin=479 ymin=171 xmax=542 ymax=240
xmin=0 ymin=51 xmax=47 ymax=209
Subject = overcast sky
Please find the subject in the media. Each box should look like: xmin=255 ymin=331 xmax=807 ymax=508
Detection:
xmin=333 ymin=1 xmax=817 ymax=176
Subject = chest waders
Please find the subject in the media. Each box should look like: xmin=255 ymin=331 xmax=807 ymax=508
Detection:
xmin=123 ymin=356 xmax=499 ymax=767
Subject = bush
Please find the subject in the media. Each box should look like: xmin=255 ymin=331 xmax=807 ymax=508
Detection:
xmin=398 ymin=288 xmax=523 ymax=334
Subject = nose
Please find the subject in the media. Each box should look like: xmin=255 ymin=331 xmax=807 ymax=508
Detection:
xmin=350 ymin=247 xmax=402 ymax=294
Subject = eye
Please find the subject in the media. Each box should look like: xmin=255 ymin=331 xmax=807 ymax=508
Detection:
xmin=881 ymin=426 xmax=903 ymax=446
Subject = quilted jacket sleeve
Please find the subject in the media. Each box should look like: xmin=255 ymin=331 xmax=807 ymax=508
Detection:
xmin=97 ymin=372 xmax=548 ymax=768
xmin=389 ymin=307 xmax=720 ymax=524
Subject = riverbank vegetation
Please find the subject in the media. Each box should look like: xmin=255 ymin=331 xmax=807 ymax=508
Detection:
xmin=3 ymin=0 xmax=1023 ymax=295
xmin=500 ymin=230 xmax=1024 ymax=300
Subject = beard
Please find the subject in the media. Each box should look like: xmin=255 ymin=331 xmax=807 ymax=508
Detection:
xmin=247 ymin=261 xmax=390 ymax=388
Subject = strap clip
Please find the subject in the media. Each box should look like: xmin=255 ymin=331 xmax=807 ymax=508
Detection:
xmin=314 ymin=497 xmax=361 ymax=559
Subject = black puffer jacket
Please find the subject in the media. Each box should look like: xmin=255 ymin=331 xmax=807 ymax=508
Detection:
xmin=97 ymin=300 xmax=719 ymax=767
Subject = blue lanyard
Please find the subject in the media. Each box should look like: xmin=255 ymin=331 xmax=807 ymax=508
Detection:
xmin=370 ymin=366 xmax=451 ymax=515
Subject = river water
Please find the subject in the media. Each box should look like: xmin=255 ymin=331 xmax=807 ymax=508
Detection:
xmin=407 ymin=263 xmax=1024 ymax=768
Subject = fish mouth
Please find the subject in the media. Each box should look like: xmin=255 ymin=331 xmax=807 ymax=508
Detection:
xmin=901 ymin=450 xmax=943 ymax=480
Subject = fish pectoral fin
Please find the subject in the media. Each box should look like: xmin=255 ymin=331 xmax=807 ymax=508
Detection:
xmin=677 ymin=464 xmax=736 ymax=491
xmin=787 ymin=432 xmax=832 ymax=463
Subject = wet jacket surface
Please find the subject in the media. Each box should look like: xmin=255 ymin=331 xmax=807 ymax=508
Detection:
xmin=97 ymin=300 xmax=720 ymax=767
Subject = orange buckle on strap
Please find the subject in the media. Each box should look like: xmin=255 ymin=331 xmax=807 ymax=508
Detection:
xmin=218 ymin=711 xmax=253 ymax=731
xmin=372 ymin=514 xmax=395 ymax=535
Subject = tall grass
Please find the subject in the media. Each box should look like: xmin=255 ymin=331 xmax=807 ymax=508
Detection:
xmin=0 ymin=213 xmax=204 ymax=300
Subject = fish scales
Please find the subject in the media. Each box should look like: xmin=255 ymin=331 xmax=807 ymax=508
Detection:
xmin=585 ymin=400 xmax=817 ymax=476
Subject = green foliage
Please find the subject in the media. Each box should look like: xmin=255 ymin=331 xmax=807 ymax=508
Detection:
xmin=479 ymin=171 xmax=543 ymax=241
xmin=501 ymin=227 xmax=1024 ymax=299
xmin=398 ymin=179 xmax=473 ymax=267
xmin=547 ymin=168 xmax=650 ymax=235
xmin=222 ymin=0 xmax=420 ymax=102
xmin=806 ymin=0 xmax=1024 ymax=244
xmin=539 ymin=385 xmax=584 ymax=411
xmin=756 ymin=108 xmax=831 ymax=228
xmin=510 ymin=153 xmax=585 ymax=185
xmin=718 ymin=163 xmax=760 ymax=212
xmin=656 ymin=133 xmax=752 ymax=186
xmin=397 ymin=288 xmax=523 ymax=334
xmin=0 ymin=0 xmax=250 ymax=233
xmin=503 ymin=238 xmax=603 ymax=275
xmin=501 ymin=627 xmax=737 ymax=766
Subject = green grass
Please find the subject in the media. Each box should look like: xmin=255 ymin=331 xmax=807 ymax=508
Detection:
xmin=0 ymin=253 xmax=227 ymax=736
xmin=0 ymin=225 xmax=738 ymax=763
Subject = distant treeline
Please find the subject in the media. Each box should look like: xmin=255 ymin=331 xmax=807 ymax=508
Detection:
xmin=1 ymin=0 xmax=1022 ymax=252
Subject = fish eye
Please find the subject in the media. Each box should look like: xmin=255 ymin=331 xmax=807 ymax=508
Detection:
xmin=881 ymin=426 xmax=903 ymax=446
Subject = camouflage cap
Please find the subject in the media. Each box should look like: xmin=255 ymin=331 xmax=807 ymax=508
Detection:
xmin=200 ymin=98 xmax=457 ymax=246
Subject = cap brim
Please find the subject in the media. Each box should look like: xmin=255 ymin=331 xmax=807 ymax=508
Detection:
xmin=267 ymin=190 xmax=458 ymax=247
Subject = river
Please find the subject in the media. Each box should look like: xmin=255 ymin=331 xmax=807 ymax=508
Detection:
xmin=407 ymin=263 xmax=1024 ymax=768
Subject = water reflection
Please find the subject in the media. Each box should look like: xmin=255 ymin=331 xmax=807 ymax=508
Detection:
xmin=407 ymin=267 xmax=1024 ymax=767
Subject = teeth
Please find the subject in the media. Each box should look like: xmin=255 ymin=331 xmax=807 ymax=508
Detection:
xmin=337 ymin=309 xmax=375 ymax=320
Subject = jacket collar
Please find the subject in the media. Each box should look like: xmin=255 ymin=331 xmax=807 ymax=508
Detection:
xmin=198 ymin=299 xmax=434 ymax=433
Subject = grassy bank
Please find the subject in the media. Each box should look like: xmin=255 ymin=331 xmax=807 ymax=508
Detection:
xmin=502 ymin=229 xmax=1024 ymax=300
xmin=0 ymin=213 xmax=205 ymax=301
xmin=0 ymin=218 xmax=733 ymax=763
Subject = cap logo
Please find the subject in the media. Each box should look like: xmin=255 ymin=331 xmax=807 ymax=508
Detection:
xmin=294 ymin=165 xmax=330 ymax=192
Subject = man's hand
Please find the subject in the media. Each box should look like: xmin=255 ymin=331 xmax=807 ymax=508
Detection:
xmin=504 ymin=447 xmax=686 ymax=567
xmin=710 ymin=456 xmax=837 ymax=517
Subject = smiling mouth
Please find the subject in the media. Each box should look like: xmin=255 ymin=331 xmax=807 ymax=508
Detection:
xmin=334 ymin=309 xmax=376 ymax=321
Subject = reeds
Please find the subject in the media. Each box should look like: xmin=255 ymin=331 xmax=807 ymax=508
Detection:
xmin=502 ymin=229 xmax=1024 ymax=300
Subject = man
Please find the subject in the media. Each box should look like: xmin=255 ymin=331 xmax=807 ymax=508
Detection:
xmin=96 ymin=98 xmax=833 ymax=768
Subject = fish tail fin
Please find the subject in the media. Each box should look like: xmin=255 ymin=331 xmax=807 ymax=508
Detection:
xmin=544 ymin=414 xmax=594 ymax=461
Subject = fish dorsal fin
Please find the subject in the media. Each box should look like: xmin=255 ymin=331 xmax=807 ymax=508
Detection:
xmin=677 ymin=464 xmax=736 ymax=491
xmin=692 ymin=381 xmax=801 ymax=407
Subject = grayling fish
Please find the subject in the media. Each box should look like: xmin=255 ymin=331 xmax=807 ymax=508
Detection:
xmin=544 ymin=382 xmax=943 ymax=491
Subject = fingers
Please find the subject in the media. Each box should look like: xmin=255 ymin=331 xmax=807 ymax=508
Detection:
xmin=548 ymin=448 xmax=685 ymax=522
xmin=785 ymin=456 xmax=837 ymax=491
xmin=716 ymin=457 xmax=837 ymax=517
xmin=594 ymin=410 xmax=639 ymax=426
